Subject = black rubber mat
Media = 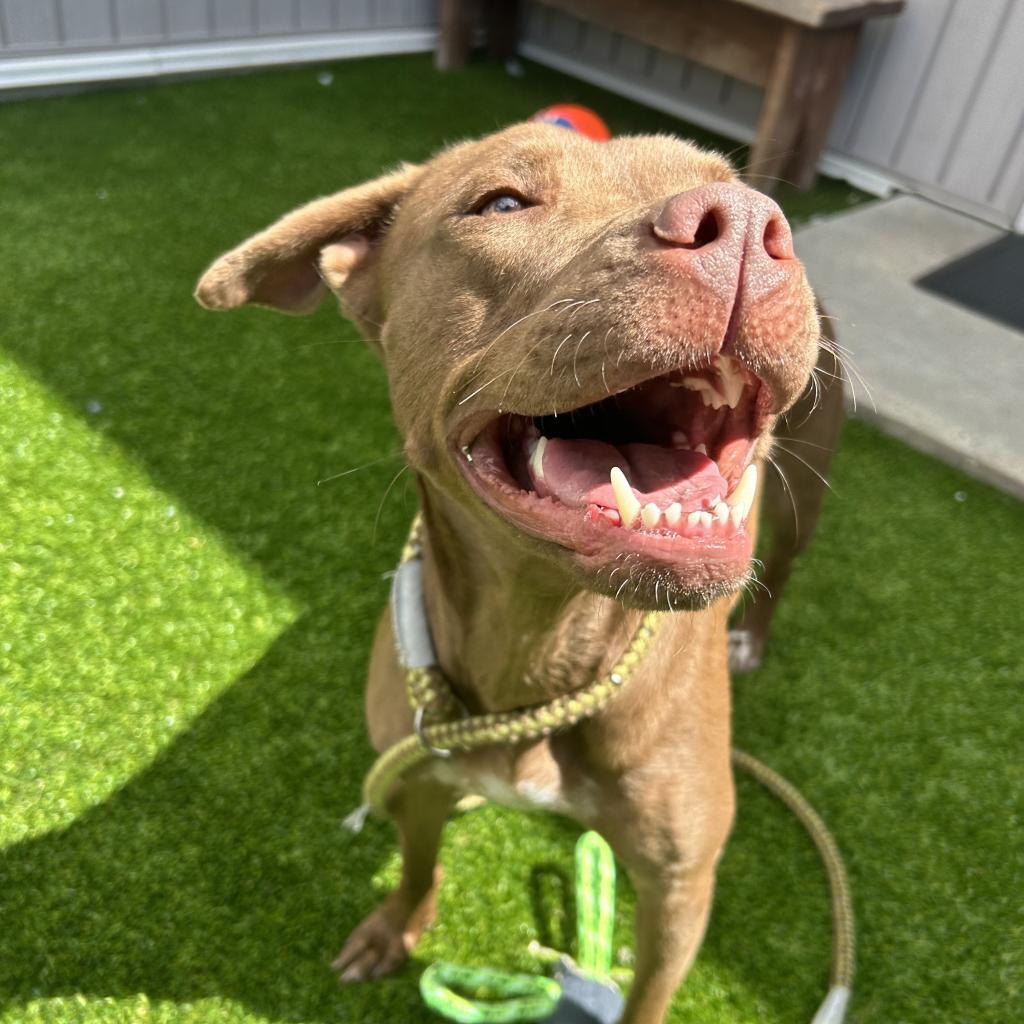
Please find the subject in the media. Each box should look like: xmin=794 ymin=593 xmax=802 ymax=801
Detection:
xmin=916 ymin=233 xmax=1024 ymax=333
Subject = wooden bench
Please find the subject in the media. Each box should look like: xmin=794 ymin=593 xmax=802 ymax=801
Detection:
xmin=436 ymin=0 xmax=904 ymax=193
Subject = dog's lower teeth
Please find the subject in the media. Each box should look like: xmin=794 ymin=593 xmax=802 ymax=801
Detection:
xmin=641 ymin=503 xmax=661 ymax=529
xmin=596 ymin=454 xmax=757 ymax=539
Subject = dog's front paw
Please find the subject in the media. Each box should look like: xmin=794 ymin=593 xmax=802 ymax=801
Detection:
xmin=728 ymin=629 xmax=765 ymax=675
xmin=332 ymin=880 xmax=440 ymax=983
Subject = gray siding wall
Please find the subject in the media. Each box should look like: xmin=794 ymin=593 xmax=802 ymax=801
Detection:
xmin=0 ymin=0 xmax=437 ymax=53
xmin=523 ymin=0 xmax=1024 ymax=229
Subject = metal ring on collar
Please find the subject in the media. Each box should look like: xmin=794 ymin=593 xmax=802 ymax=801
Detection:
xmin=414 ymin=705 xmax=453 ymax=758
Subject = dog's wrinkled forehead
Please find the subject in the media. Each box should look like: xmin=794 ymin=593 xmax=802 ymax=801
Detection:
xmin=400 ymin=123 xmax=736 ymax=226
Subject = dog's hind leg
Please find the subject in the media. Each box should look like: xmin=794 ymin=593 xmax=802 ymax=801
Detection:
xmin=332 ymin=774 xmax=457 ymax=982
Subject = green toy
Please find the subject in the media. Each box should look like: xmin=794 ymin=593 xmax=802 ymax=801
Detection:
xmin=420 ymin=831 xmax=624 ymax=1024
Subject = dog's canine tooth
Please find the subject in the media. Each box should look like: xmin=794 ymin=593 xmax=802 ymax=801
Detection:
xmin=610 ymin=467 xmax=641 ymax=529
xmin=714 ymin=502 xmax=730 ymax=527
xmin=694 ymin=443 xmax=708 ymax=456
xmin=730 ymin=505 xmax=745 ymax=528
xmin=726 ymin=463 xmax=757 ymax=512
xmin=640 ymin=503 xmax=661 ymax=529
xmin=665 ymin=503 xmax=682 ymax=528
xmin=528 ymin=436 xmax=548 ymax=482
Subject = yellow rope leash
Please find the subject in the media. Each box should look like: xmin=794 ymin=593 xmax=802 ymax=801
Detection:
xmin=353 ymin=513 xmax=856 ymax=1023
xmin=362 ymin=513 xmax=661 ymax=812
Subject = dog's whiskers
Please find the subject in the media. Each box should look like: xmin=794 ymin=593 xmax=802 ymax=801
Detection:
xmin=458 ymin=367 xmax=516 ymax=406
xmin=550 ymin=333 xmax=574 ymax=376
xmin=572 ymin=331 xmax=592 ymax=389
xmin=765 ymin=452 xmax=800 ymax=538
xmin=818 ymin=336 xmax=876 ymax=413
xmin=317 ymin=450 xmax=404 ymax=486
xmin=461 ymin=297 xmax=583 ymax=387
xmin=772 ymin=442 xmax=835 ymax=492
xmin=372 ymin=464 xmax=411 ymax=544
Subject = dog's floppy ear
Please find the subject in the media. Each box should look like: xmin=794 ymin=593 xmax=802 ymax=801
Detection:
xmin=194 ymin=163 xmax=421 ymax=316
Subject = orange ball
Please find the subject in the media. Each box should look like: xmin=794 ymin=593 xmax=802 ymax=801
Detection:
xmin=530 ymin=104 xmax=612 ymax=142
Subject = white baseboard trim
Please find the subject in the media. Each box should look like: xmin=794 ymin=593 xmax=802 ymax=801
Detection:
xmin=0 ymin=28 xmax=437 ymax=90
xmin=521 ymin=41 xmax=900 ymax=200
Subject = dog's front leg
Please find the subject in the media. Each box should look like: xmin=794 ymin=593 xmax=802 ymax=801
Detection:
xmin=332 ymin=775 xmax=457 ymax=982
xmin=619 ymin=864 xmax=717 ymax=1024
xmin=599 ymin=774 xmax=733 ymax=1024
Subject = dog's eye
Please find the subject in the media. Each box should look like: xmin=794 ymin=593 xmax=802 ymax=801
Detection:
xmin=475 ymin=193 xmax=529 ymax=216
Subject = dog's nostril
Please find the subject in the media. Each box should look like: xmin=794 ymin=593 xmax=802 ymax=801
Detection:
xmin=762 ymin=216 xmax=793 ymax=261
xmin=693 ymin=210 xmax=720 ymax=249
xmin=667 ymin=209 xmax=724 ymax=251
xmin=672 ymin=210 xmax=720 ymax=251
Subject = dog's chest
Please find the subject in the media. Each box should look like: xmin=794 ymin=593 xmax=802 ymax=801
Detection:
xmin=430 ymin=740 xmax=598 ymax=819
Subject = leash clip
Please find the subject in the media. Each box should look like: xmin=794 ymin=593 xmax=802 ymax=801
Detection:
xmin=413 ymin=705 xmax=453 ymax=758
xmin=413 ymin=689 xmax=469 ymax=759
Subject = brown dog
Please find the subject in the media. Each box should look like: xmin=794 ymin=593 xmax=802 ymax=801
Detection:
xmin=196 ymin=124 xmax=836 ymax=1023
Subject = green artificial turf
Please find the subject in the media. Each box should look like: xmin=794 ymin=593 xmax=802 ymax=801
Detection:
xmin=1 ymin=53 xmax=1020 ymax=1024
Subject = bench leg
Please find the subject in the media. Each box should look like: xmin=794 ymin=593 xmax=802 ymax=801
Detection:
xmin=436 ymin=0 xmax=474 ymax=71
xmin=747 ymin=24 xmax=819 ymax=194
xmin=786 ymin=25 xmax=861 ymax=190
xmin=485 ymin=0 xmax=521 ymax=63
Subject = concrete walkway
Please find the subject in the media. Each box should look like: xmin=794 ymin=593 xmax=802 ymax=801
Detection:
xmin=794 ymin=195 xmax=1024 ymax=501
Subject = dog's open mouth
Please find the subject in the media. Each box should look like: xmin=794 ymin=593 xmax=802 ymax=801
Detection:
xmin=456 ymin=355 xmax=770 ymax=574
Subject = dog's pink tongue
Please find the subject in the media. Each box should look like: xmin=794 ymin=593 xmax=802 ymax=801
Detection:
xmin=533 ymin=438 xmax=727 ymax=510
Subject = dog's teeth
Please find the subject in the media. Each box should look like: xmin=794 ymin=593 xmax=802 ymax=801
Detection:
xmin=727 ymin=463 xmax=758 ymax=512
xmin=671 ymin=430 xmax=689 ymax=448
xmin=528 ymin=436 xmax=548 ymax=482
xmin=687 ymin=510 xmax=702 ymax=530
xmin=699 ymin=511 xmax=713 ymax=530
xmin=715 ymin=355 xmax=747 ymax=409
xmin=714 ymin=502 xmax=730 ymax=528
xmin=640 ymin=503 xmax=661 ymax=529
xmin=610 ymin=467 xmax=641 ymax=529
xmin=730 ymin=505 xmax=745 ymax=528
xmin=694 ymin=443 xmax=708 ymax=456
xmin=461 ymin=445 xmax=473 ymax=463
xmin=665 ymin=503 xmax=682 ymax=528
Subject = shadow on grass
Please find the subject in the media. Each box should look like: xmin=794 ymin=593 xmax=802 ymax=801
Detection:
xmin=0 ymin=612 xmax=438 ymax=1022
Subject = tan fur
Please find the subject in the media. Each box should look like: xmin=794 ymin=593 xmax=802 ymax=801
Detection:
xmin=196 ymin=123 xmax=827 ymax=1022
